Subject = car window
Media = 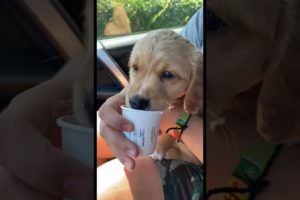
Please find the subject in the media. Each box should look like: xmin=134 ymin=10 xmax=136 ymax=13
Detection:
xmin=0 ymin=1 xmax=81 ymax=110
xmin=97 ymin=0 xmax=202 ymax=38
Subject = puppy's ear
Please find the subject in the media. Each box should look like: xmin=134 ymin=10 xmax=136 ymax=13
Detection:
xmin=257 ymin=51 xmax=300 ymax=143
xmin=184 ymin=53 xmax=203 ymax=114
xmin=256 ymin=5 xmax=300 ymax=142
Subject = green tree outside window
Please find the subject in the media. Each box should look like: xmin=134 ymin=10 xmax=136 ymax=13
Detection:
xmin=97 ymin=0 xmax=202 ymax=38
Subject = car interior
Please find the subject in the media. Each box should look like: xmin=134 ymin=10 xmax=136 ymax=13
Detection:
xmin=1 ymin=0 xmax=191 ymax=173
xmin=0 ymin=0 xmax=84 ymax=111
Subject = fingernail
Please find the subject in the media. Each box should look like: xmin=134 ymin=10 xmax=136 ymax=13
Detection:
xmin=122 ymin=123 xmax=133 ymax=131
xmin=126 ymin=149 xmax=137 ymax=158
xmin=123 ymin=160 xmax=133 ymax=170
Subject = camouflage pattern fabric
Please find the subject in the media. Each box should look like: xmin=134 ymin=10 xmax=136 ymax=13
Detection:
xmin=156 ymin=159 xmax=203 ymax=200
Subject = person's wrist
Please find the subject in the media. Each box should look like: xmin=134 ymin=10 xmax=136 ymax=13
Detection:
xmin=166 ymin=112 xmax=192 ymax=142
xmin=160 ymin=106 xmax=184 ymax=134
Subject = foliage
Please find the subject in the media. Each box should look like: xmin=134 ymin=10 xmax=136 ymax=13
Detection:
xmin=97 ymin=0 xmax=202 ymax=38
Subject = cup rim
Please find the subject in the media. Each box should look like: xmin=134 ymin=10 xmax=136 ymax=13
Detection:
xmin=56 ymin=115 xmax=93 ymax=134
xmin=121 ymin=105 xmax=163 ymax=114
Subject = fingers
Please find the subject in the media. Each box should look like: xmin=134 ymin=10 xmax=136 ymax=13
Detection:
xmin=98 ymin=94 xmax=138 ymax=169
xmin=98 ymin=95 xmax=133 ymax=132
xmin=0 ymin=165 xmax=54 ymax=200
xmin=100 ymin=119 xmax=137 ymax=170
xmin=0 ymin=113 xmax=93 ymax=198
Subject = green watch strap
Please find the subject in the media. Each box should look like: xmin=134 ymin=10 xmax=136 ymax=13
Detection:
xmin=169 ymin=112 xmax=192 ymax=142
xmin=176 ymin=112 xmax=192 ymax=128
xmin=234 ymin=141 xmax=276 ymax=182
xmin=224 ymin=140 xmax=279 ymax=200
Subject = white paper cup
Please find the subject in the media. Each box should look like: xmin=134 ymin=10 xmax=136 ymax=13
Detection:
xmin=57 ymin=115 xmax=94 ymax=169
xmin=121 ymin=106 xmax=163 ymax=155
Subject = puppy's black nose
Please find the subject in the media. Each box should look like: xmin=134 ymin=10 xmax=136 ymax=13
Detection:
xmin=129 ymin=95 xmax=150 ymax=110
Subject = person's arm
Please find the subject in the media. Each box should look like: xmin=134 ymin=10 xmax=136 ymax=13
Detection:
xmin=180 ymin=8 xmax=203 ymax=52
xmin=159 ymin=105 xmax=203 ymax=163
xmin=174 ymin=8 xmax=203 ymax=162
xmin=181 ymin=114 xmax=203 ymax=162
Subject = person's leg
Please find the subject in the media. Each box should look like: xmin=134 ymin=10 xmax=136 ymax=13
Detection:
xmin=156 ymin=159 xmax=203 ymax=200
xmin=97 ymin=156 xmax=164 ymax=200
xmin=97 ymin=114 xmax=114 ymax=166
xmin=97 ymin=135 xmax=113 ymax=166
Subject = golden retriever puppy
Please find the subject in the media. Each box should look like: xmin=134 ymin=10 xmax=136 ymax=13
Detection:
xmin=73 ymin=0 xmax=94 ymax=126
xmin=104 ymin=5 xmax=132 ymax=36
xmin=207 ymin=0 xmax=300 ymax=199
xmin=126 ymin=30 xmax=202 ymax=164
xmin=207 ymin=0 xmax=300 ymax=144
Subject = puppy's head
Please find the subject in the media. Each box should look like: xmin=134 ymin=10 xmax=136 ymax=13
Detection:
xmin=73 ymin=0 xmax=94 ymax=126
xmin=207 ymin=0 xmax=300 ymax=143
xmin=126 ymin=30 xmax=202 ymax=114
xmin=206 ymin=0 xmax=281 ymax=106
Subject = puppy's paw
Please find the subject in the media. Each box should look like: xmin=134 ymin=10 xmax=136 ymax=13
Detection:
xmin=150 ymin=150 xmax=165 ymax=161
xmin=152 ymin=133 xmax=175 ymax=161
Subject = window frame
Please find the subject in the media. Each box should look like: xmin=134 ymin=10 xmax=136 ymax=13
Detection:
xmin=97 ymin=27 xmax=183 ymax=100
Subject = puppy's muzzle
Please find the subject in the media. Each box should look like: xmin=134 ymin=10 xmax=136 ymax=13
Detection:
xmin=129 ymin=95 xmax=150 ymax=110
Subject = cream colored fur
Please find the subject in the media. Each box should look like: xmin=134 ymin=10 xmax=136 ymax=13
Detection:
xmin=126 ymin=30 xmax=202 ymax=164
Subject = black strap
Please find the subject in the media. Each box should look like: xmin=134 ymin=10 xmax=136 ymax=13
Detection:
xmin=206 ymin=144 xmax=283 ymax=200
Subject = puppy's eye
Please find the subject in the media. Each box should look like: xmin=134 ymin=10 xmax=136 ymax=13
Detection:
xmin=133 ymin=64 xmax=139 ymax=72
xmin=206 ymin=9 xmax=227 ymax=32
xmin=160 ymin=71 xmax=175 ymax=80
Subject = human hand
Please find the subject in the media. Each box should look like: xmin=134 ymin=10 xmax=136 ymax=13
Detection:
xmin=160 ymin=105 xmax=204 ymax=162
xmin=0 ymin=163 xmax=56 ymax=200
xmin=0 ymin=81 xmax=93 ymax=200
xmin=98 ymin=92 xmax=138 ymax=170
